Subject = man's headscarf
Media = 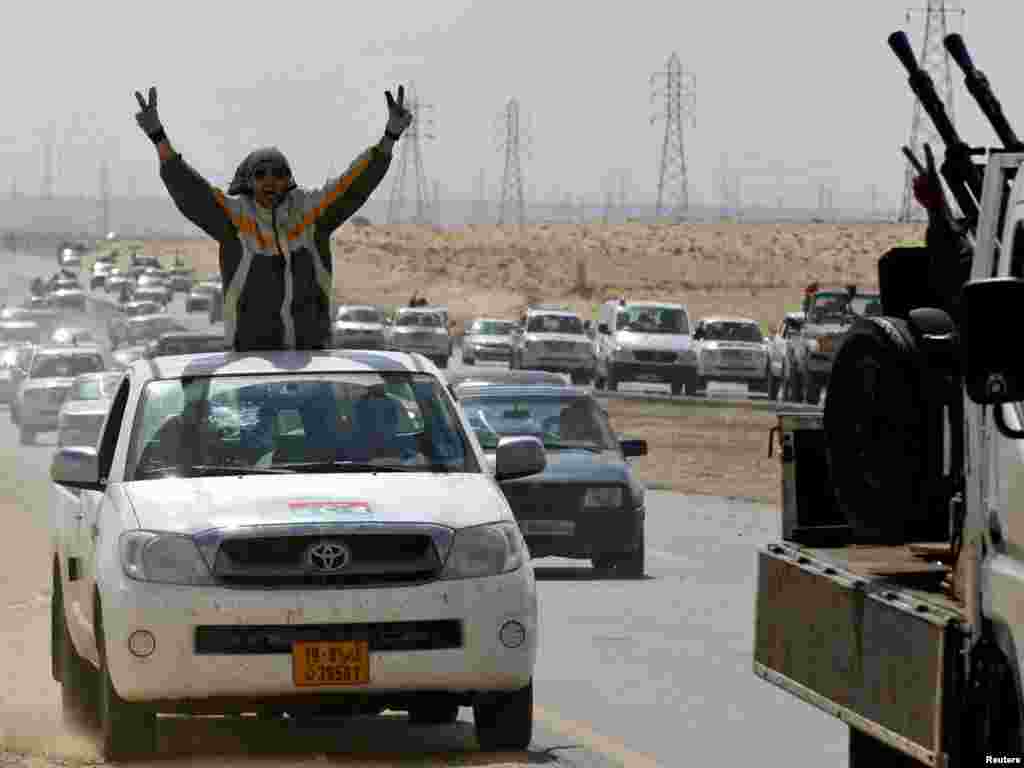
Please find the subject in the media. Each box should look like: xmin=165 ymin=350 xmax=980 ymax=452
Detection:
xmin=227 ymin=147 xmax=297 ymax=197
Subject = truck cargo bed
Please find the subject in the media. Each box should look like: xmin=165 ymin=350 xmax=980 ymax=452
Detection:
xmin=754 ymin=540 xmax=966 ymax=767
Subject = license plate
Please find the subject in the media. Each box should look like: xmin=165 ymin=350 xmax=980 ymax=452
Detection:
xmin=292 ymin=640 xmax=370 ymax=687
xmin=519 ymin=520 xmax=575 ymax=536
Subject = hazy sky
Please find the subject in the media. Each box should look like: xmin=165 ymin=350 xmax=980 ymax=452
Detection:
xmin=3 ymin=0 xmax=1016 ymax=212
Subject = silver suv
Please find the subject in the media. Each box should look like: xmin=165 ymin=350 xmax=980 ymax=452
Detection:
xmin=511 ymin=307 xmax=594 ymax=384
xmin=332 ymin=305 xmax=388 ymax=349
xmin=387 ymin=307 xmax=451 ymax=368
xmin=594 ymin=300 xmax=697 ymax=395
xmin=462 ymin=318 xmax=518 ymax=365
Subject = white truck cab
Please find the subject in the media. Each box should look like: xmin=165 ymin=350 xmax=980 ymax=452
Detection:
xmin=593 ymin=299 xmax=697 ymax=395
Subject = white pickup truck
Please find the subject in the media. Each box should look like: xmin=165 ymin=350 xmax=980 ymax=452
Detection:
xmin=50 ymin=350 xmax=546 ymax=759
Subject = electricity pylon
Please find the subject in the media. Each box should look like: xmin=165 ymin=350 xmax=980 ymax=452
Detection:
xmin=898 ymin=1 xmax=965 ymax=222
xmin=497 ymin=98 xmax=526 ymax=226
xmin=650 ymin=53 xmax=696 ymax=218
xmin=387 ymin=83 xmax=435 ymax=224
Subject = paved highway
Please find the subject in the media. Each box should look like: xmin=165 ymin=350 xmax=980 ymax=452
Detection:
xmin=0 ymin=249 xmax=846 ymax=766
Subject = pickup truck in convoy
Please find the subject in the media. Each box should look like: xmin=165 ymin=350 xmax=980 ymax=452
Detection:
xmin=754 ymin=151 xmax=1024 ymax=765
xmin=50 ymin=350 xmax=545 ymax=759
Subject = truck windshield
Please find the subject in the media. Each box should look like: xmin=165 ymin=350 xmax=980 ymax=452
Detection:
xmin=702 ymin=322 xmax=763 ymax=342
xmin=472 ymin=321 xmax=518 ymax=335
xmin=527 ymin=315 xmax=583 ymax=334
xmin=339 ymin=309 xmax=382 ymax=323
xmin=616 ymin=306 xmax=689 ymax=334
xmin=397 ymin=313 xmax=442 ymax=327
xmin=128 ymin=372 xmax=475 ymax=480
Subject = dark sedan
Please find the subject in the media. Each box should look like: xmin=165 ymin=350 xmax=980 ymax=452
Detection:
xmin=457 ymin=383 xmax=648 ymax=577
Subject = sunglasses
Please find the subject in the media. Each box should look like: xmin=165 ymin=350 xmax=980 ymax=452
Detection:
xmin=251 ymin=166 xmax=290 ymax=181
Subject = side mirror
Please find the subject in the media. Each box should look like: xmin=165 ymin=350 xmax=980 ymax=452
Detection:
xmin=619 ymin=438 xmax=648 ymax=457
xmin=51 ymin=446 xmax=103 ymax=491
xmin=494 ymin=435 xmax=546 ymax=481
xmin=692 ymin=330 xmax=703 ymax=340
xmin=962 ymin=277 xmax=1024 ymax=403
xmin=598 ymin=323 xmax=610 ymax=335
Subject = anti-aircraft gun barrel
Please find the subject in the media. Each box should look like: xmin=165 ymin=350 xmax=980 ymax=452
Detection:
xmin=944 ymin=33 xmax=1024 ymax=151
xmin=888 ymin=30 xmax=983 ymax=228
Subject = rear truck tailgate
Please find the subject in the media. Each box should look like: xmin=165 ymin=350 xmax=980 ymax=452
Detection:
xmin=754 ymin=541 xmax=967 ymax=767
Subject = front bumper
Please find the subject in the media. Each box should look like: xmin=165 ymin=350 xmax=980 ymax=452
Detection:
xmin=518 ymin=505 xmax=644 ymax=559
xmin=101 ymin=567 xmax=537 ymax=704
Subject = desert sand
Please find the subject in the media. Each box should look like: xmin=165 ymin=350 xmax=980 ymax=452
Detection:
xmin=143 ymin=221 xmax=925 ymax=332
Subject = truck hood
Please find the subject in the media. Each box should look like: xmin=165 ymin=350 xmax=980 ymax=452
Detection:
xmin=334 ymin=322 xmax=386 ymax=333
xmin=614 ymin=331 xmax=691 ymax=352
xmin=466 ymin=334 xmax=515 ymax=345
xmin=699 ymin=340 xmax=768 ymax=353
xmin=122 ymin=473 xmax=508 ymax=534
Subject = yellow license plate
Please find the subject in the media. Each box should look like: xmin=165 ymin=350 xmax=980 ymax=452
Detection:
xmin=292 ymin=640 xmax=370 ymax=687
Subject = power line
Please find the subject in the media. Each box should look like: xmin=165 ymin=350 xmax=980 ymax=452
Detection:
xmin=387 ymin=83 xmax=435 ymax=224
xmin=898 ymin=1 xmax=965 ymax=222
xmin=497 ymin=98 xmax=526 ymax=227
xmin=650 ymin=53 xmax=696 ymax=218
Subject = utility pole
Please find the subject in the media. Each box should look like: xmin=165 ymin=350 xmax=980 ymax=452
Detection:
xmin=650 ymin=52 xmax=696 ymax=218
xmin=497 ymin=98 xmax=526 ymax=227
xmin=10 ymin=178 xmax=18 ymax=201
xmin=99 ymin=160 xmax=112 ymax=238
xmin=433 ymin=179 xmax=441 ymax=227
xmin=898 ymin=1 xmax=965 ymax=222
xmin=41 ymin=121 xmax=57 ymax=200
xmin=386 ymin=83 xmax=435 ymax=224
xmin=474 ymin=168 xmax=488 ymax=224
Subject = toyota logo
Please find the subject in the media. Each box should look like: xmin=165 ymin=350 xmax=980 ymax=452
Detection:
xmin=304 ymin=540 xmax=352 ymax=573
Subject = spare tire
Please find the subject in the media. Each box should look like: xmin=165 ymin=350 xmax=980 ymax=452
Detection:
xmin=824 ymin=316 xmax=945 ymax=544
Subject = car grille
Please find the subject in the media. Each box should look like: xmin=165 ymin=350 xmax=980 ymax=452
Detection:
xmin=213 ymin=533 xmax=442 ymax=588
xmin=195 ymin=620 xmax=463 ymax=654
xmin=544 ymin=341 xmax=577 ymax=353
xmin=633 ymin=350 xmax=677 ymax=363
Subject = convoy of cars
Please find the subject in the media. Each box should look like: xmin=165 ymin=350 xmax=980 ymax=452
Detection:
xmin=6 ymin=240 xmax=848 ymax=760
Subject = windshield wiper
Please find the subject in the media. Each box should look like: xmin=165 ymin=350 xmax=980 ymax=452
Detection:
xmin=191 ymin=464 xmax=296 ymax=475
xmin=270 ymin=461 xmax=422 ymax=473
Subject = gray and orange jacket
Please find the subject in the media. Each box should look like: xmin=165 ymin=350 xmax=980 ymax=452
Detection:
xmin=159 ymin=146 xmax=390 ymax=351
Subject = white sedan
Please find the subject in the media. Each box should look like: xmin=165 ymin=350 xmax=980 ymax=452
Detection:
xmin=50 ymin=350 xmax=544 ymax=759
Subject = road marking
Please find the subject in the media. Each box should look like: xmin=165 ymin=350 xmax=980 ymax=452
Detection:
xmin=534 ymin=705 xmax=665 ymax=768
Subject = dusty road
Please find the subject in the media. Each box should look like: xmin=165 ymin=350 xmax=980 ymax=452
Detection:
xmin=0 ymin=250 xmax=847 ymax=766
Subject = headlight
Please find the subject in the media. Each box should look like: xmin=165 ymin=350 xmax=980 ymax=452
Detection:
xmin=806 ymin=338 xmax=819 ymax=353
xmin=440 ymin=522 xmax=527 ymax=580
xmin=584 ymin=487 xmax=623 ymax=508
xmin=119 ymin=531 xmax=214 ymax=585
